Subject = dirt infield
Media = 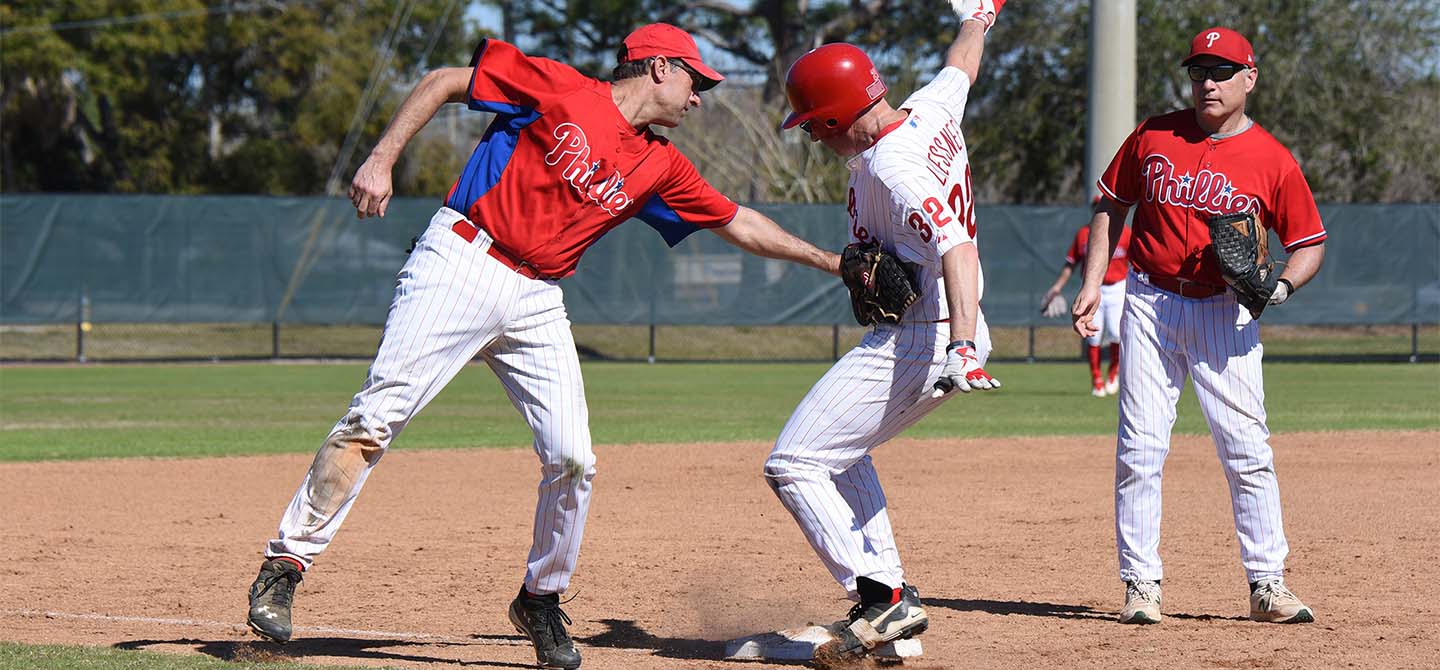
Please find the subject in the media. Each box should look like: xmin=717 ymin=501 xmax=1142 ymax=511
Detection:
xmin=2 ymin=431 xmax=1437 ymax=669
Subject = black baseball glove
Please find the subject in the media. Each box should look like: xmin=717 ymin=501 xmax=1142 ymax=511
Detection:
xmin=840 ymin=241 xmax=921 ymax=326
xmin=1207 ymin=211 xmax=1278 ymax=320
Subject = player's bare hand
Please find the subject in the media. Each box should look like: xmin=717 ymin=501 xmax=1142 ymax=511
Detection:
xmin=1072 ymin=286 xmax=1101 ymax=337
xmin=349 ymin=158 xmax=394 ymax=219
xmin=931 ymin=340 xmax=1000 ymax=398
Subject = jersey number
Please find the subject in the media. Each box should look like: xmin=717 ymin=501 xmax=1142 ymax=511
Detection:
xmin=946 ymin=165 xmax=977 ymax=238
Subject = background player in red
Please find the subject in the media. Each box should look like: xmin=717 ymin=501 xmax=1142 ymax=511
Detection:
xmin=1073 ymin=26 xmax=1325 ymax=626
xmin=1040 ymin=202 xmax=1131 ymax=396
xmin=244 ymin=23 xmax=840 ymax=669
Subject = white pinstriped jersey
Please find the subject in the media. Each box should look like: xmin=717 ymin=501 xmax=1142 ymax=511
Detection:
xmin=845 ymin=66 xmax=983 ymax=323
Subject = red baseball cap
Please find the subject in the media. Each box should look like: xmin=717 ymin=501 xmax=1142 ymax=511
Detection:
xmin=621 ymin=23 xmax=724 ymax=91
xmin=1182 ymin=27 xmax=1255 ymax=67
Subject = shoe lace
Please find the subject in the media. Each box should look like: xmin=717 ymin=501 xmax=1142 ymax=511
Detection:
xmin=844 ymin=602 xmax=866 ymax=623
xmin=1255 ymin=580 xmax=1295 ymax=604
xmin=536 ymin=603 xmax=574 ymax=645
xmin=258 ymin=567 xmax=300 ymax=606
xmin=1127 ymin=581 xmax=1160 ymax=604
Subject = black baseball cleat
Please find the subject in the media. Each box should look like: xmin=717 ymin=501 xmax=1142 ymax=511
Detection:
xmin=816 ymin=581 xmax=928 ymax=663
xmin=247 ymin=557 xmax=303 ymax=643
xmin=509 ymin=586 xmax=582 ymax=669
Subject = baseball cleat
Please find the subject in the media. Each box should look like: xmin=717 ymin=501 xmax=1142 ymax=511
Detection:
xmin=1104 ymin=377 xmax=1119 ymax=395
xmin=1118 ymin=580 xmax=1161 ymax=624
xmin=247 ymin=557 xmax=303 ymax=643
xmin=1092 ymin=380 xmax=1107 ymax=397
xmin=816 ymin=583 xmax=928 ymax=664
xmin=1249 ymin=579 xmax=1314 ymax=623
xmin=509 ymin=586 xmax=582 ymax=669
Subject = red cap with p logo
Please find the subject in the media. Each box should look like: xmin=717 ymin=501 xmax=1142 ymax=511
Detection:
xmin=1182 ymin=27 xmax=1254 ymax=67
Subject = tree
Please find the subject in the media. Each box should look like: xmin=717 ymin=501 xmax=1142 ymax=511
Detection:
xmin=496 ymin=0 xmax=1440 ymax=203
xmin=1 ymin=0 xmax=479 ymax=194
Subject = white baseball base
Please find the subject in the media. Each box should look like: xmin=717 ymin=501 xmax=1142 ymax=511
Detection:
xmin=724 ymin=625 xmax=923 ymax=662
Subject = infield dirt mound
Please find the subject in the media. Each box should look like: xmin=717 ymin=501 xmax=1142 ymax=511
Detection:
xmin=2 ymin=431 xmax=1437 ymax=669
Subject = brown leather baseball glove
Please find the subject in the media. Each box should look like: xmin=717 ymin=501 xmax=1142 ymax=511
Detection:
xmin=1207 ymin=211 xmax=1278 ymax=319
xmin=840 ymin=241 xmax=920 ymax=326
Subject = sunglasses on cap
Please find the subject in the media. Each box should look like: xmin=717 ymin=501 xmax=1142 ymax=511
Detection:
xmin=1186 ymin=63 xmax=1247 ymax=82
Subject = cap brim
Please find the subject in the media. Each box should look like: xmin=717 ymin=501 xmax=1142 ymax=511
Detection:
xmin=1182 ymin=52 xmax=1246 ymax=66
xmin=689 ymin=59 xmax=724 ymax=90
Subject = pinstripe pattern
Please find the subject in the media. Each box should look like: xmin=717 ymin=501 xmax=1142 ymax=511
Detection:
xmin=852 ymin=67 xmax=982 ymax=323
xmin=766 ymin=319 xmax=991 ymax=597
xmin=270 ymin=207 xmax=595 ymax=595
xmin=1115 ymin=271 xmax=1288 ymax=584
xmin=765 ymin=66 xmax=991 ymax=599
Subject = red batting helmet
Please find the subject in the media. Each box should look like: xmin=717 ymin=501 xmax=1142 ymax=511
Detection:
xmin=781 ymin=43 xmax=888 ymax=139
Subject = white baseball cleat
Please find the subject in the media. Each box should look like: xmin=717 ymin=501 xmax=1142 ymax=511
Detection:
xmin=1249 ymin=579 xmax=1314 ymax=623
xmin=1119 ymin=580 xmax=1162 ymax=624
xmin=1104 ymin=377 xmax=1119 ymax=395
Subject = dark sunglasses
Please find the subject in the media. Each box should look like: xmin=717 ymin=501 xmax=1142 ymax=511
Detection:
xmin=1187 ymin=63 xmax=1247 ymax=82
xmin=668 ymin=58 xmax=703 ymax=93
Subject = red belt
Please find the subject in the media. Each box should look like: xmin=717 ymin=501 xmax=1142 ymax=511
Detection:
xmin=1147 ymin=275 xmax=1226 ymax=298
xmin=450 ymin=219 xmax=554 ymax=280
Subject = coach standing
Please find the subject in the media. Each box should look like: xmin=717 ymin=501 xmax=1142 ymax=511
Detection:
xmin=243 ymin=24 xmax=839 ymax=669
xmin=1072 ymin=27 xmax=1326 ymax=625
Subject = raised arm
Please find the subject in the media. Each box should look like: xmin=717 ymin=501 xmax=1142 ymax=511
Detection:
xmin=350 ymin=67 xmax=473 ymax=219
xmin=709 ymin=206 xmax=841 ymax=276
xmin=945 ymin=0 xmax=1004 ymax=82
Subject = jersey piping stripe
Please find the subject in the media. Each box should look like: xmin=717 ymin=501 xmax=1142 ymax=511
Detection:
xmin=1281 ymin=230 xmax=1327 ymax=252
xmin=445 ymin=109 xmax=542 ymax=214
xmin=1096 ymin=180 xmax=1134 ymax=205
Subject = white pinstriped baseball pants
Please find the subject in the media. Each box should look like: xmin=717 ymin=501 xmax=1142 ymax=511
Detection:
xmin=764 ymin=317 xmax=991 ymax=599
xmin=267 ymin=207 xmax=595 ymax=595
xmin=1115 ymin=271 xmax=1289 ymax=584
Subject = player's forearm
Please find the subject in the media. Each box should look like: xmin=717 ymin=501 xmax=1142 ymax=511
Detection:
xmin=714 ymin=207 xmax=841 ymax=276
xmin=944 ymin=20 xmax=987 ymax=83
xmin=1082 ymin=201 xmax=1127 ymax=288
xmin=1047 ymin=266 xmax=1074 ymax=295
xmin=1280 ymin=243 xmax=1324 ymax=290
xmin=1079 ymin=214 xmax=1113 ymax=290
xmin=942 ymin=243 xmax=981 ymax=342
xmin=368 ymin=68 xmax=472 ymax=167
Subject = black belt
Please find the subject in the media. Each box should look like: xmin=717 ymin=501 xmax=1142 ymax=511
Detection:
xmin=1147 ymin=275 xmax=1226 ymax=298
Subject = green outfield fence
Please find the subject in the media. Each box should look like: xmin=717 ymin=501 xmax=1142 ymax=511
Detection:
xmin=1 ymin=195 xmax=1436 ymax=363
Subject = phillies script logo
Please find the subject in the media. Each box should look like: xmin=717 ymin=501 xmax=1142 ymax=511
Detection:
xmin=545 ymin=122 xmax=633 ymax=215
xmin=1140 ymin=153 xmax=1257 ymax=216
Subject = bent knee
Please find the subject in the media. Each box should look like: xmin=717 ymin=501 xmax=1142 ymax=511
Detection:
xmin=763 ymin=453 xmax=828 ymax=485
xmin=541 ymin=451 xmax=596 ymax=483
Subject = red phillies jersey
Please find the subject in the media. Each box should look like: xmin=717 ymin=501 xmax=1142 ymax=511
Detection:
xmin=443 ymin=39 xmax=738 ymax=278
xmin=1066 ymin=224 xmax=1132 ymax=285
xmin=1097 ymin=110 xmax=1326 ymax=285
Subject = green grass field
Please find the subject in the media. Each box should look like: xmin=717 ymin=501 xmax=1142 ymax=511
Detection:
xmin=2 ymin=361 xmax=1436 ymax=462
